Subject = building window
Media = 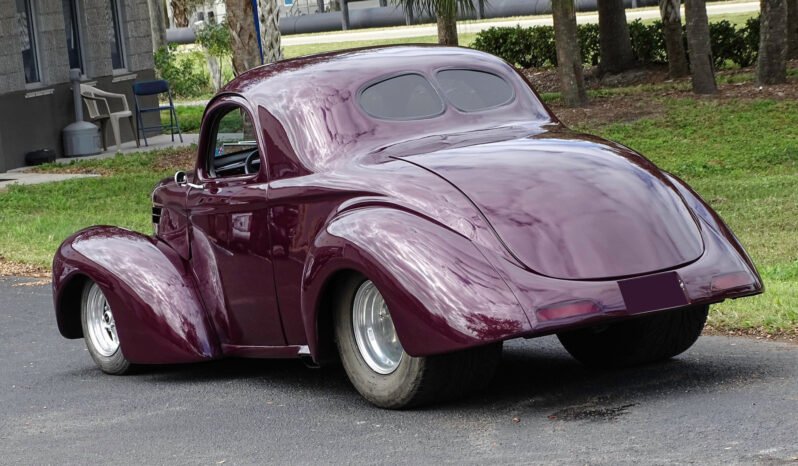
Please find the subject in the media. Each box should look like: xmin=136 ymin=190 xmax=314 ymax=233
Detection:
xmin=16 ymin=0 xmax=40 ymax=84
xmin=109 ymin=0 xmax=126 ymax=70
xmin=62 ymin=0 xmax=84 ymax=72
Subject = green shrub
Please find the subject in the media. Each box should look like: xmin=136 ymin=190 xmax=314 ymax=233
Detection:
xmin=578 ymin=23 xmax=600 ymax=66
xmin=472 ymin=26 xmax=556 ymax=68
xmin=629 ymin=19 xmax=667 ymax=64
xmin=473 ymin=16 xmax=762 ymax=71
xmin=154 ymin=44 xmax=213 ymax=99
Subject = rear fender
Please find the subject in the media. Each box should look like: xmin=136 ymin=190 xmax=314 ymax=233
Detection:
xmin=301 ymin=207 xmax=531 ymax=360
xmin=53 ymin=226 xmax=221 ymax=364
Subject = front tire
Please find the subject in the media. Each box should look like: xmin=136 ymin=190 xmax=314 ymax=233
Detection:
xmin=334 ymin=273 xmax=501 ymax=409
xmin=557 ymin=305 xmax=709 ymax=368
xmin=81 ymin=280 xmax=131 ymax=374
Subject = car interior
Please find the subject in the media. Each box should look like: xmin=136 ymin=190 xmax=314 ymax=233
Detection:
xmin=207 ymin=106 xmax=261 ymax=178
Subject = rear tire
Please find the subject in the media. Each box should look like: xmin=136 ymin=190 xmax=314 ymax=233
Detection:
xmin=334 ymin=273 xmax=501 ymax=409
xmin=81 ymin=280 xmax=131 ymax=375
xmin=557 ymin=305 xmax=709 ymax=368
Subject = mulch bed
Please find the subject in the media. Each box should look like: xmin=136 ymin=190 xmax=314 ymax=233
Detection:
xmin=525 ymin=60 xmax=798 ymax=128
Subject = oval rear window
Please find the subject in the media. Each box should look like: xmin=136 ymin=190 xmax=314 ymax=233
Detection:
xmin=436 ymin=69 xmax=514 ymax=112
xmin=359 ymin=73 xmax=445 ymax=120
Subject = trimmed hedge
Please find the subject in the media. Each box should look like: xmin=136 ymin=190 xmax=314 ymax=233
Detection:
xmin=472 ymin=16 xmax=761 ymax=70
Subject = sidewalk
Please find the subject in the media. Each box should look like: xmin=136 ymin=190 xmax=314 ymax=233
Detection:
xmin=8 ymin=133 xmax=198 ymax=174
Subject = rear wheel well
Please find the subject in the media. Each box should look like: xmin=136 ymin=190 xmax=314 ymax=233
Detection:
xmin=314 ymin=269 xmax=360 ymax=365
xmin=57 ymin=274 xmax=90 ymax=339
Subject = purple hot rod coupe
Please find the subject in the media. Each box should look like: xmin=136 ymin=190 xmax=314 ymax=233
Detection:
xmin=53 ymin=46 xmax=763 ymax=408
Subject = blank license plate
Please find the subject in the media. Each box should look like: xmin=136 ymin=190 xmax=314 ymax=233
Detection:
xmin=619 ymin=271 xmax=688 ymax=313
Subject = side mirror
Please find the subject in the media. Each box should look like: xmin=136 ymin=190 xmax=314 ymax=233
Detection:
xmin=174 ymin=171 xmax=187 ymax=185
xmin=174 ymin=171 xmax=204 ymax=190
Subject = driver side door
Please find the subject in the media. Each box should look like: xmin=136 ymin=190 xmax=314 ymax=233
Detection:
xmin=186 ymin=97 xmax=286 ymax=349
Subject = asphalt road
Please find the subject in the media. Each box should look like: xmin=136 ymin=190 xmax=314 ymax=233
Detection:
xmin=2 ymin=276 xmax=797 ymax=465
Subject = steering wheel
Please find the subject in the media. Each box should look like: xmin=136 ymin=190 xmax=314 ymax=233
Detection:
xmin=244 ymin=150 xmax=259 ymax=175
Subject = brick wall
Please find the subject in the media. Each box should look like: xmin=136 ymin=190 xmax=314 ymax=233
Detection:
xmin=123 ymin=0 xmax=155 ymax=72
xmin=82 ymin=0 xmax=114 ymax=77
xmin=0 ymin=0 xmax=26 ymax=94
xmin=35 ymin=0 xmax=70 ymax=85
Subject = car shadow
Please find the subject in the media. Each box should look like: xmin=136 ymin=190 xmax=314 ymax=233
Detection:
xmin=114 ymin=336 xmax=776 ymax=414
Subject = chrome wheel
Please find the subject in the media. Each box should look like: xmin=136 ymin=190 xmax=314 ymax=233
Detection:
xmin=352 ymin=280 xmax=403 ymax=375
xmin=84 ymin=283 xmax=120 ymax=357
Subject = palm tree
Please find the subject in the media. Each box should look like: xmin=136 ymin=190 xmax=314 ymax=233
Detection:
xmin=758 ymin=0 xmax=788 ymax=84
xmin=659 ymin=0 xmax=689 ymax=78
xmin=552 ymin=0 xmax=588 ymax=107
xmin=225 ymin=0 xmax=262 ymax=75
xmin=393 ymin=0 xmax=475 ymax=45
xmin=684 ymin=0 xmax=717 ymax=94
xmin=597 ymin=0 xmax=636 ymax=74
xmin=259 ymin=0 xmax=283 ymax=62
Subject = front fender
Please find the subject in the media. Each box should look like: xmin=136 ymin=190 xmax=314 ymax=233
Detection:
xmin=53 ymin=226 xmax=221 ymax=364
xmin=302 ymin=207 xmax=531 ymax=359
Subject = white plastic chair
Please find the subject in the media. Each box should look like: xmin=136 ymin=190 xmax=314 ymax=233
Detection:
xmin=79 ymin=84 xmax=138 ymax=152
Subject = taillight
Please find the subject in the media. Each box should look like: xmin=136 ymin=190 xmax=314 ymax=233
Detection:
xmin=711 ymin=271 xmax=754 ymax=292
xmin=536 ymin=299 xmax=601 ymax=322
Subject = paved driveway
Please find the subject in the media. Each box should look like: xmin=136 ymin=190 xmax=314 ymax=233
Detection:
xmin=1 ymin=277 xmax=796 ymax=464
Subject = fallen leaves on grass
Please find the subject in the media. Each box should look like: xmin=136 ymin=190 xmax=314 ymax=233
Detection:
xmin=704 ymin=324 xmax=798 ymax=345
xmin=0 ymin=257 xmax=49 ymax=278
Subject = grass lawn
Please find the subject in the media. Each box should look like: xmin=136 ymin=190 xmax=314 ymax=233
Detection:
xmin=582 ymin=98 xmax=798 ymax=337
xmin=4 ymin=83 xmax=797 ymax=337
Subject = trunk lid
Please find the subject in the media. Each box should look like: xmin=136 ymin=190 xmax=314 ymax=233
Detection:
xmin=396 ymin=134 xmax=704 ymax=280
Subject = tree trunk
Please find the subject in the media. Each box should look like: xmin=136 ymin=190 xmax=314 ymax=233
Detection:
xmin=148 ymin=0 xmax=167 ymax=52
xmin=435 ymin=2 xmax=458 ymax=45
xmin=684 ymin=0 xmax=717 ymax=94
xmin=758 ymin=0 xmax=789 ymax=84
xmin=259 ymin=0 xmax=283 ymax=63
xmin=788 ymin=0 xmax=798 ymax=58
xmin=225 ymin=0 xmax=262 ymax=75
xmin=597 ymin=0 xmax=636 ymax=74
xmin=170 ymin=0 xmax=189 ymax=27
xmin=552 ymin=0 xmax=588 ymax=107
xmin=659 ymin=0 xmax=689 ymax=78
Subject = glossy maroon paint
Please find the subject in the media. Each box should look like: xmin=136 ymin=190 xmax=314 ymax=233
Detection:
xmin=53 ymin=46 xmax=763 ymax=366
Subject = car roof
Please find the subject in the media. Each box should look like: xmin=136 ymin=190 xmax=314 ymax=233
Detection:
xmin=222 ymin=45 xmax=505 ymax=99
xmin=220 ymin=45 xmax=553 ymax=173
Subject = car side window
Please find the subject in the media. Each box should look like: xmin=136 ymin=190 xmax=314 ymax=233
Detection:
xmin=207 ymin=106 xmax=260 ymax=178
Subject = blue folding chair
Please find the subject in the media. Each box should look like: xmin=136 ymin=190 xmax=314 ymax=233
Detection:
xmin=132 ymin=80 xmax=183 ymax=147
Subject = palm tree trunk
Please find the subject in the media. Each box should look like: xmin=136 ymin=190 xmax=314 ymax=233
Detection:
xmin=170 ymin=0 xmax=189 ymax=27
xmin=259 ymin=0 xmax=283 ymax=63
xmin=435 ymin=2 xmax=458 ymax=45
xmin=552 ymin=0 xmax=588 ymax=107
xmin=659 ymin=0 xmax=689 ymax=78
xmin=225 ymin=0 xmax=262 ymax=75
xmin=597 ymin=0 xmax=636 ymax=74
xmin=685 ymin=0 xmax=717 ymax=94
xmin=758 ymin=0 xmax=789 ymax=84
xmin=148 ymin=0 xmax=167 ymax=52
xmin=789 ymin=0 xmax=798 ymax=58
